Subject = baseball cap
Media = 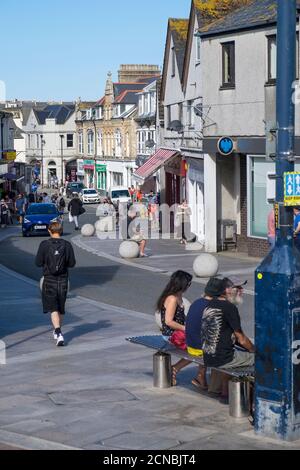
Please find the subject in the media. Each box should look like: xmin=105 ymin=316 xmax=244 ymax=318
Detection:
xmin=205 ymin=277 xmax=228 ymax=297
xmin=223 ymin=277 xmax=248 ymax=289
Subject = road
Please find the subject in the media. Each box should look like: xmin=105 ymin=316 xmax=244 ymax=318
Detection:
xmin=0 ymin=204 xmax=254 ymax=335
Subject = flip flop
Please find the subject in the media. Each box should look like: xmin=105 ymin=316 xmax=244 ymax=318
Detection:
xmin=171 ymin=367 xmax=178 ymax=386
xmin=191 ymin=378 xmax=208 ymax=391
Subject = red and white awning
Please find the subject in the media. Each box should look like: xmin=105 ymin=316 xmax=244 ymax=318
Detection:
xmin=133 ymin=148 xmax=178 ymax=181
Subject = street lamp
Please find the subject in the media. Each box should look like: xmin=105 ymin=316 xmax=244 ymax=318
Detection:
xmin=40 ymin=135 xmax=45 ymax=188
xmin=60 ymin=134 xmax=65 ymax=187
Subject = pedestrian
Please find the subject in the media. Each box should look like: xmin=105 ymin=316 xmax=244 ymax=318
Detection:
xmin=68 ymin=193 xmax=85 ymax=231
xmin=294 ymin=207 xmax=300 ymax=250
xmin=127 ymin=208 xmax=148 ymax=257
xmin=58 ymin=196 xmax=66 ymax=214
xmin=201 ymin=277 xmax=254 ymax=404
xmin=176 ymin=200 xmax=192 ymax=245
xmin=28 ymin=193 xmax=36 ymax=205
xmin=0 ymin=199 xmax=9 ymax=228
xmin=35 ymin=222 xmax=76 ymax=347
xmin=157 ymin=270 xmax=193 ymax=386
xmin=15 ymin=194 xmax=26 ymax=225
xmin=268 ymin=208 xmax=275 ymax=249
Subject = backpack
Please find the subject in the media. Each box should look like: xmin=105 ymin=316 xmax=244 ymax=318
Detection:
xmin=46 ymin=240 xmax=67 ymax=276
xmin=59 ymin=197 xmax=66 ymax=208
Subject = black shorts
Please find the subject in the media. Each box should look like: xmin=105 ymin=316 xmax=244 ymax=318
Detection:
xmin=42 ymin=277 xmax=68 ymax=315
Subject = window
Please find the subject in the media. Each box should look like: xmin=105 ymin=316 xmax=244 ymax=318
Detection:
xmin=171 ymin=47 xmax=176 ymax=77
xmin=222 ymin=42 xmax=235 ymax=88
xmin=67 ymin=134 xmax=74 ymax=148
xmin=97 ymin=130 xmax=103 ymax=155
xmin=36 ymin=134 xmax=40 ymax=148
xmin=267 ymin=35 xmax=277 ymax=83
xmin=115 ymin=129 xmax=122 ymax=157
xmin=196 ymin=35 xmax=201 ymax=63
xmin=167 ymin=105 xmax=171 ymax=127
xmin=267 ymin=33 xmax=299 ymax=83
xmin=187 ymin=100 xmax=194 ymax=128
xmin=87 ymin=131 xmax=94 ymax=155
xmin=112 ymin=172 xmax=123 ymax=187
xmin=150 ymin=92 xmax=156 ymax=114
xmin=78 ymin=133 xmax=83 ymax=154
xmin=178 ymin=102 xmax=183 ymax=124
xmin=139 ymin=97 xmax=143 ymax=115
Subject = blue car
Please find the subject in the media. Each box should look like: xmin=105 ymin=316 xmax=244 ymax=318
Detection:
xmin=22 ymin=203 xmax=63 ymax=237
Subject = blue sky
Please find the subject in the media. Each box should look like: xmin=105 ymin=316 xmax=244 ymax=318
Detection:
xmin=3 ymin=0 xmax=190 ymax=101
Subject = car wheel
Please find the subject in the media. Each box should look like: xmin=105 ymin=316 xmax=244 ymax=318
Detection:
xmin=22 ymin=232 xmax=28 ymax=237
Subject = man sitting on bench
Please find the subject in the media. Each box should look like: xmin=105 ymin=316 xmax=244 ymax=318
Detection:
xmin=201 ymin=277 xmax=255 ymax=404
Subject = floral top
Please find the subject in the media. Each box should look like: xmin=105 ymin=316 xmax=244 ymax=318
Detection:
xmin=161 ymin=303 xmax=185 ymax=337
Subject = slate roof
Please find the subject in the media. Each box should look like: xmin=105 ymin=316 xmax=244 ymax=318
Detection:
xmin=34 ymin=104 xmax=75 ymax=125
xmin=199 ymin=0 xmax=300 ymax=37
xmin=114 ymin=90 xmax=141 ymax=105
xmin=169 ymin=19 xmax=189 ymax=78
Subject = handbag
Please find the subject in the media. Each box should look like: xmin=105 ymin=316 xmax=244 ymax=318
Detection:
xmin=169 ymin=331 xmax=187 ymax=351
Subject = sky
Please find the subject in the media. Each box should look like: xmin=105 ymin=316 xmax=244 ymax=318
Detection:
xmin=2 ymin=0 xmax=190 ymax=102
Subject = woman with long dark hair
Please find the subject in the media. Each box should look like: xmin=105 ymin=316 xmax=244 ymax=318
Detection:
xmin=157 ymin=270 xmax=193 ymax=386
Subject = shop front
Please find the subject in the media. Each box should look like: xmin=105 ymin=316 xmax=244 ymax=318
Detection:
xmin=186 ymin=157 xmax=205 ymax=244
xmin=96 ymin=163 xmax=107 ymax=194
xmin=83 ymin=159 xmax=95 ymax=188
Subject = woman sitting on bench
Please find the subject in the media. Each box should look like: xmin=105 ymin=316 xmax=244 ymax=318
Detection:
xmin=157 ymin=271 xmax=193 ymax=386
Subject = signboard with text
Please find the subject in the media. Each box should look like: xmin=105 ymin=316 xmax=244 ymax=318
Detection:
xmin=3 ymin=151 xmax=16 ymax=161
xmin=284 ymin=172 xmax=300 ymax=206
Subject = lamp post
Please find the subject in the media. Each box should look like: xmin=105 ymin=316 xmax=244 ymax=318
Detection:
xmin=92 ymin=116 xmax=98 ymax=189
xmin=40 ymin=134 xmax=45 ymax=188
xmin=255 ymin=0 xmax=300 ymax=441
xmin=60 ymin=134 xmax=65 ymax=187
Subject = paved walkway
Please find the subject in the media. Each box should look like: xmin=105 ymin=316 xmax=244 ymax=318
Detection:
xmin=0 ymin=263 xmax=298 ymax=450
xmin=73 ymin=234 xmax=261 ymax=295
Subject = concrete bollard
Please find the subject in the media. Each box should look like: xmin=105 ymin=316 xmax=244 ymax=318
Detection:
xmin=119 ymin=241 xmax=140 ymax=259
xmin=193 ymin=253 xmax=219 ymax=278
xmin=81 ymin=224 xmax=95 ymax=237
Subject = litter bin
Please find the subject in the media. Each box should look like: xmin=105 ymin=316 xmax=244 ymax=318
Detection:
xmin=229 ymin=379 xmax=250 ymax=418
xmin=153 ymin=352 xmax=172 ymax=388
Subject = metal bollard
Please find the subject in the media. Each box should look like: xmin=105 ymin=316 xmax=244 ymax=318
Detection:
xmin=153 ymin=352 xmax=172 ymax=388
xmin=229 ymin=379 xmax=250 ymax=418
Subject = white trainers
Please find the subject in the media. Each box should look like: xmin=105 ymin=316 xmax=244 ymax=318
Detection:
xmin=53 ymin=331 xmax=58 ymax=340
xmin=56 ymin=334 xmax=64 ymax=347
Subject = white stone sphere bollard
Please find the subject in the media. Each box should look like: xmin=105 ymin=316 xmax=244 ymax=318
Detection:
xmin=193 ymin=254 xmax=219 ymax=278
xmin=119 ymin=241 xmax=140 ymax=259
xmin=81 ymin=224 xmax=95 ymax=237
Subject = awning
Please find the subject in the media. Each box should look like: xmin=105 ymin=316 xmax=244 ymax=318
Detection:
xmin=133 ymin=148 xmax=179 ymax=181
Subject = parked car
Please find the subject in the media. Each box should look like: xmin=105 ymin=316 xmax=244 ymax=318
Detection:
xmin=79 ymin=188 xmax=101 ymax=204
xmin=66 ymin=182 xmax=85 ymax=198
xmin=22 ymin=204 xmax=64 ymax=237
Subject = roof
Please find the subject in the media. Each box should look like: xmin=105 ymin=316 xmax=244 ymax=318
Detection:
xmin=199 ymin=0 xmax=300 ymax=37
xmin=34 ymin=104 xmax=75 ymax=125
xmin=169 ymin=18 xmax=189 ymax=78
xmin=114 ymin=90 xmax=141 ymax=105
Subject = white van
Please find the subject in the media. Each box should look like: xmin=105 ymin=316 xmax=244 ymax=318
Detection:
xmin=108 ymin=187 xmax=131 ymax=205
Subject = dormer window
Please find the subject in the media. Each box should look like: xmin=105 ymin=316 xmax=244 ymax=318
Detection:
xmin=196 ymin=35 xmax=201 ymax=63
xmin=172 ymin=47 xmax=176 ymax=77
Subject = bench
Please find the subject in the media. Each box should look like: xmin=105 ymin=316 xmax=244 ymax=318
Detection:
xmin=126 ymin=335 xmax=254 ymax=419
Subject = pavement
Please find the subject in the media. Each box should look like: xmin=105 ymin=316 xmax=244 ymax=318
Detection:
xmin=72 ymin=233 xmax=261 ymax=296
xmin=0 ymin=251 xmax=299 ymax=450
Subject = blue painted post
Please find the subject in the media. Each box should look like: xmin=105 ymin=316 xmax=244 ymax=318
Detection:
xmin=255 ymin=0 xmax=300 ymax=441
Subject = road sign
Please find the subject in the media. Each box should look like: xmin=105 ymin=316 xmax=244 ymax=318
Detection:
xmin=284 ymin=172 xmax=300 ymax=206
xmin=217 ymin=137 xmax=234 ymax=156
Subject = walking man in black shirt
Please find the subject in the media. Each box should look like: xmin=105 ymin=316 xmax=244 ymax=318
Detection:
xmin=35 ymin=222 xmax=76 ymax=346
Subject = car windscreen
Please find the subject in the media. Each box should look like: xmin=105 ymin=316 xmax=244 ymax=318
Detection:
xmin=111 ymin=190 xmax=130 ymax=199
xmin=27 ymin=205 xmax=58 ymax=215
xmin=84 ymin=190 xmax=97 ymax=195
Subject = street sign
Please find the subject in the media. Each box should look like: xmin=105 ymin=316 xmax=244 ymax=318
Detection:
xmin=217 ymin=137 xmax=234 ymax=156
xmin=284 ymin=172 xmax=300 ymax=206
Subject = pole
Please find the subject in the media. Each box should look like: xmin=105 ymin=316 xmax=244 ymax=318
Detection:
xmin=93 ymin=119 xmax=97 ymax=189
xmin=41 ymin=135 xmax=44 ymax=189
xmin=60 ymin=135 xmax=64 ymax=187
xmin=255 ymin=0 xmax=300 ymax=441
